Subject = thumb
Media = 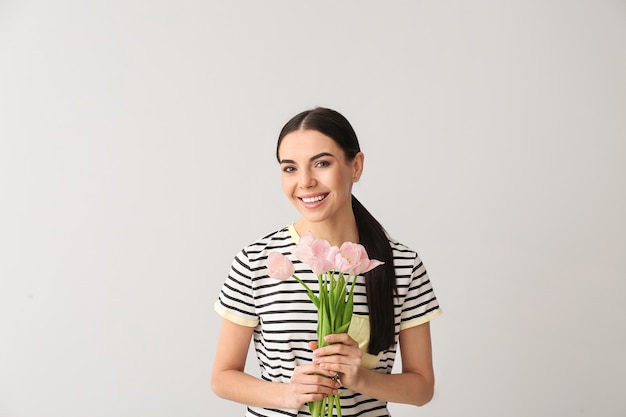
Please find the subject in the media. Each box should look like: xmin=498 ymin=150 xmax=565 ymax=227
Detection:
xmin=308 ymin=341 xmax=318 ymax=350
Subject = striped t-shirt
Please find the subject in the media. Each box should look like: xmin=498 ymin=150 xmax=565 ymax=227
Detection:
xmin=215 ymin=224 xmax=442 ymax=417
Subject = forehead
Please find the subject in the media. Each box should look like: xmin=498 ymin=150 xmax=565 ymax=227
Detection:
xmin=278 ymin=129 xmax=343 ymax=159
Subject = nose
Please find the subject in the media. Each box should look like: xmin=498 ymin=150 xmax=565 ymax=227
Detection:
xmin=298 ymin=169 xmax=315 ymax=188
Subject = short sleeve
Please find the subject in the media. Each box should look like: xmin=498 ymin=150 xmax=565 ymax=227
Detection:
xmin=399 ymin=253 xmax=442 ymax=330
xmin=214 ymin=249 xmax=259 ymax=327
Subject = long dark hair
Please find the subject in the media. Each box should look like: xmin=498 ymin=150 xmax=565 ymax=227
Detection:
xmin=276 ymin=107 xmax=396 ymax=354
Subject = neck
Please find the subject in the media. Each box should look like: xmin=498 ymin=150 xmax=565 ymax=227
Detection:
xmin=294 ymin=217 xmax=359 ymax=246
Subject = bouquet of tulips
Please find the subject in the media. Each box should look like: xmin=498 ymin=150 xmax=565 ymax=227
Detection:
xmin=267 ymin=232 xmax=384 ymax=417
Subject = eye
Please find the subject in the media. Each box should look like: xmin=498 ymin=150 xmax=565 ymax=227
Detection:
xmin=282 ymin=166 xmax=296 ymax=173
xmin=314 ymin=160 xmax=329 ymax=168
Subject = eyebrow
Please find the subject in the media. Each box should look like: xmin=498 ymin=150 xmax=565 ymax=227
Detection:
xmin=279 ymin=152 xmax=335 ymax=165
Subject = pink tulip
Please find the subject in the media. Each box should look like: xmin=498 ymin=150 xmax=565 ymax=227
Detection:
xmin=267 ymin=252 xmax=295 ymax=281
xmin=307 ymin=239 xmax=336 ymax=275
xmin=336 ymin=242 xmax=384 ymax=275
xmin=292 ymin=232 xmax=316 ymax=265
xmin=293 ymin=233 xmax=383 ymax=276
xmin=294 ymin=233 xmax=335 ymax=275
xmin=354 ymin=258 xmax=384 ymax=275
xmin=334 ymin=241 xmax=363 ymax=274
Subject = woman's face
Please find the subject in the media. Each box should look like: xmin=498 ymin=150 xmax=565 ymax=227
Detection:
xmin=278 ymin=129 xmax=363 ymax=226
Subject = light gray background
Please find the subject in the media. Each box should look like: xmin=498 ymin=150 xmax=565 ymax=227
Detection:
xmin=1 ymin=1 xmax=625 ymax=416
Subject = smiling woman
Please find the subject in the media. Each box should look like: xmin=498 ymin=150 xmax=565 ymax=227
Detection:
xmin=278 ymin=129 xmax=362 ymax=234
xmin=211 ymin=107 xmax=442 ymax=417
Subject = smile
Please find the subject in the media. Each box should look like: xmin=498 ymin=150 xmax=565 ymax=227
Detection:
xmin=300 ymin=194 xmax=327 ymax=203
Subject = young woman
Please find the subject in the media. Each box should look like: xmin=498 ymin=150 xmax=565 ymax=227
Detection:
xmin=211 ymin=107 xmax=442 ymax=417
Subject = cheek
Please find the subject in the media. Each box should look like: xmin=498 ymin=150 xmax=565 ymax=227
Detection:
xmin=332 ymin=171 xmax=353 ymax=191
xmin=281 ymin=176 xmax=293 ymax=196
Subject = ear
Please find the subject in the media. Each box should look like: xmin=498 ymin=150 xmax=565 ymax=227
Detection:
xmin=352 ymin=152 xmax=364 ymax=182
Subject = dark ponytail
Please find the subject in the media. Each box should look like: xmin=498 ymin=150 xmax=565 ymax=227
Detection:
xmin=277 ymin=107 xmax=397 ymax=354
xmin=352 ymin=196 xmax=396 ymax=354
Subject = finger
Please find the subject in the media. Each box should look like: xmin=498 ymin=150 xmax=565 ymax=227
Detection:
xmin=294 ymin=363 xmax=338 ymax=379
xmin=292 ymin=373 xmax=341 ymax=396
xmin=293 ymin=378 xmax=339 ymax=395
xmin=299 ymin=392 xmax=332 ymax=403
xmin=308 ymin=341 xmax=318 ymax=350
xmin=322 ymin=333 xmax=358 ymax=346
xmin=316 ymin=354 xmax=361 ymax=370
xmin=294 ymin=363 xmax=322 ymax=375
xmin=311 ymin=372 xmax=341 ymax=389
xmin=315 ymin=343 xmax=362 ymax=360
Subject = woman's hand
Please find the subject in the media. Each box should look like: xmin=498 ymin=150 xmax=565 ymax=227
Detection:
xmin=285 ymin=362 xmax=341 ymax=410
xmin=311 ymin=334 xmax=363 ymax=390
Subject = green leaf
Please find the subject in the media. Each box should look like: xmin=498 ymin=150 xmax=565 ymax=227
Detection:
xmin=342 ymin=275 xmax=357 ymax=325
xmin=292 ymin=275 xmax=319 ymax=309
xmin=335 ymin=321 xmax=350 ymax=334
xmin=308 ymin=399 xmax=323 ymax=417
xmin=333 ymin=273 xmax=347 ymax=329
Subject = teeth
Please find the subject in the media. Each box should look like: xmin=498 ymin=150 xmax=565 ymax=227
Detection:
xmin=302 ymin=195 xmax=325 ymax=203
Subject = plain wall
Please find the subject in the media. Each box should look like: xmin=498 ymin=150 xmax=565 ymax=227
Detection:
xmin=1 ymin=1 xmax=625 ymax=416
